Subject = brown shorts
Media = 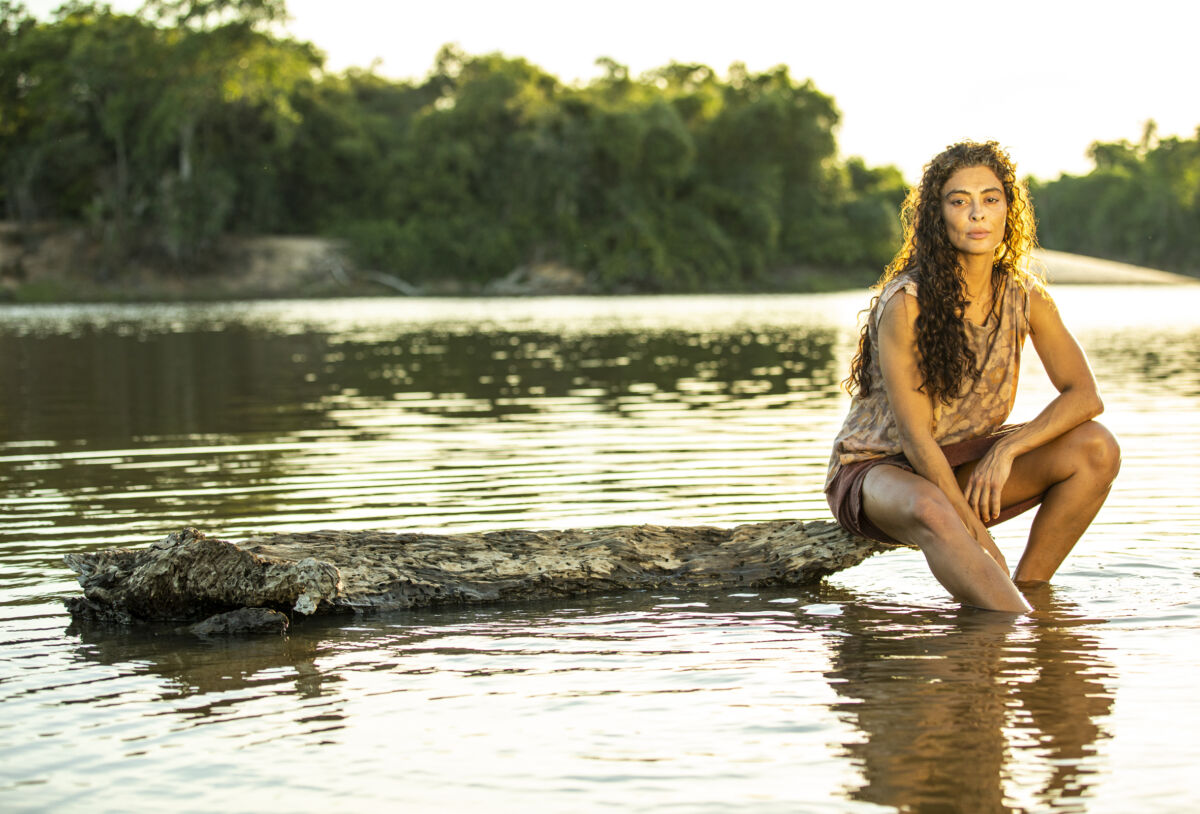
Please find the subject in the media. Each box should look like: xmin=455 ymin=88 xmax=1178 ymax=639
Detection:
xmin=824 ymin=424 xmax=1044 ymax=545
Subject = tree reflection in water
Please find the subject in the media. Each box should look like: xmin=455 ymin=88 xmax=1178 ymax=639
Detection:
xmin=819 ymin=585 xmax=1114 ymax=812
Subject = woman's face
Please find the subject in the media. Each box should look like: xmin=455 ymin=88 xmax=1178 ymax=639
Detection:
xmin=939 ymin=165 xmax=1007 ymax=260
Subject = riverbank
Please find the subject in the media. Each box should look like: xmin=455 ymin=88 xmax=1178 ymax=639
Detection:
xmin=0 ymin=223 xmax=371 ymax=303
xmin=1036 ymin=249 xmax=1198 ymax=285
xmin=1 ymin=222 xmax=1195 ymax=303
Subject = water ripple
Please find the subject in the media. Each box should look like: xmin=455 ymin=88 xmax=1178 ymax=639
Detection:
xmin=3 ymin=289 xmax=1200 ymax=811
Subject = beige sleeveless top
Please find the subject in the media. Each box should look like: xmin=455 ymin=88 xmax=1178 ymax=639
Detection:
xmin=825 ymin=273 xmax=1032 ymax=490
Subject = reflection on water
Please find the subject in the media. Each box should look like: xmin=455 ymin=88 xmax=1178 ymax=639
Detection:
xmin=822 ymin=587 xmax=1112 ymax=813
xmin=0 ymin=296 xmax=854 ymax=556
xmin=2 ymin=288 xmax=1200 ymax=810
xmin=48 ymin=586 xmax=1117 ymax=812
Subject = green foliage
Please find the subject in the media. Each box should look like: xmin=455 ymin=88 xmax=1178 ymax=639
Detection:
xmin=1 ymin=0 xmax=315 ymax=272
xmin=1032 ymin=122 xmax=1200 ymax=274
xmin=2 ymin=3 xmax=908 ymax=289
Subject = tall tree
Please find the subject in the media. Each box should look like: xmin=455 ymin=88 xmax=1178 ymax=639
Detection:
xmin=1033 ymin=123 xmax=1200 ymax=274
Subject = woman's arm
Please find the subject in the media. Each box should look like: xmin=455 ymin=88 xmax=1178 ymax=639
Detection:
xmin=964 ymin=284 xmax=1104 ymax=521
xmin=876 ymin=292 xmax=1008 ymax=565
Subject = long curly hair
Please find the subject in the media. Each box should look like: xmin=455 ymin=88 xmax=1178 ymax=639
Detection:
xmin=846 ymin=140 xmax=1041 ymax=404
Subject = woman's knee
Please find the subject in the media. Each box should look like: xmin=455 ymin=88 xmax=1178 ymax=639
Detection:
xmin=1073 ymin=421 xmax=1122 ymax=483
xmin=862 ymin=470 xmax=963 ymax=548
xmin=904 ymin=484 xmax=963 ymax=541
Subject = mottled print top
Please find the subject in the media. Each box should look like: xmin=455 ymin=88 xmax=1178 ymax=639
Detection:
xmin=825 ymin=272 xmax=1033 ymax=490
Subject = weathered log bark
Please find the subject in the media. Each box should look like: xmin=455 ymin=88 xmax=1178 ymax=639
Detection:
xmin=63 ymin=520 xmax=895 ymax=624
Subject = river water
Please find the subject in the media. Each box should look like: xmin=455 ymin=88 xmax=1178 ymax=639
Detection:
xmin=2 ymin=287 xmax=1198 ymax=812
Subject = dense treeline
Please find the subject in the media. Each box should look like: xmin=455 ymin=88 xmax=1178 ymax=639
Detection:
xmin=1031 ymin=123 xmax=1200 ymax=274
xmin=5 ymin=2 xmax=1196 ymax=293
xmin=1 ymin=0 xmax=905 ymax=291
xmin=1 ymin=0 xmax=316 ymax=268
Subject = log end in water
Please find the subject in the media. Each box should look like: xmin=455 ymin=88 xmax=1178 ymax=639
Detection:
xmin=62 ymin=520 xmax=896 ymax=625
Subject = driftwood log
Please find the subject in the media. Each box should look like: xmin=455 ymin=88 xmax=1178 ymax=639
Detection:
xmin=63 ymin=521 xmax=896 ymax=627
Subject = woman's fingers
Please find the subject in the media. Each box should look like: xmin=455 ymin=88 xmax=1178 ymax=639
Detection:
xmin=981 ymin=476 xmax=1000 ymax=521
xmin=966 ymin=469 xmax=986 ymax=516
xmin=966 ymin=452 xmax=1013 ymax=522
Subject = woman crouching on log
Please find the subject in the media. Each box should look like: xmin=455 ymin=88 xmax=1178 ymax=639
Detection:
xmin=825 ymin=140 xmax=1120 ymax=612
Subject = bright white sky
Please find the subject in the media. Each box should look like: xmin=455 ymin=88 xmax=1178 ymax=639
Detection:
xmin=26 ymin=0 xmax=1200 ymax=182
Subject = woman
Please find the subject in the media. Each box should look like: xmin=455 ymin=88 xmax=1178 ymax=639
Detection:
xmin=825 ymin=141 xmax=1121 ymax=613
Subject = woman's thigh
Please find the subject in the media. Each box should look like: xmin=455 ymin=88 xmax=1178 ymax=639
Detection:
xmin=861 ymin=463 xmax=959 ymax=543
xmin=953 ymin=420 xmax=1119 ymax=510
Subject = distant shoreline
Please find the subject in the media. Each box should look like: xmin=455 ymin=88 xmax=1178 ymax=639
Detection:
xmin=1036 ymin=249 xmax=1197 ymax=285
xmin=1 ymin=222 xmax=1195 ymax=304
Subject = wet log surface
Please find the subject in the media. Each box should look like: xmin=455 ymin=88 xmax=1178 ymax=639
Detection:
xmin=63 ymin=521 xmax=895 ymax=625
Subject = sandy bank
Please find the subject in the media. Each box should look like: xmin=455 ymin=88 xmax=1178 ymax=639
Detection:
xmin=1037 ymin=249 xmax=1197 ymax=285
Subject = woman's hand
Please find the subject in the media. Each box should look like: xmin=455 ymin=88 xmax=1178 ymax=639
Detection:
xmin=966 ymin=511 xmax=1009 ymax=572
xmin=943 ymin=501 xmax=1012 ymax=573
xmin=950 ymin=493 xmax=1009 ymax=571
xmin=964 ymin=443 xmax=1015 ymax=523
